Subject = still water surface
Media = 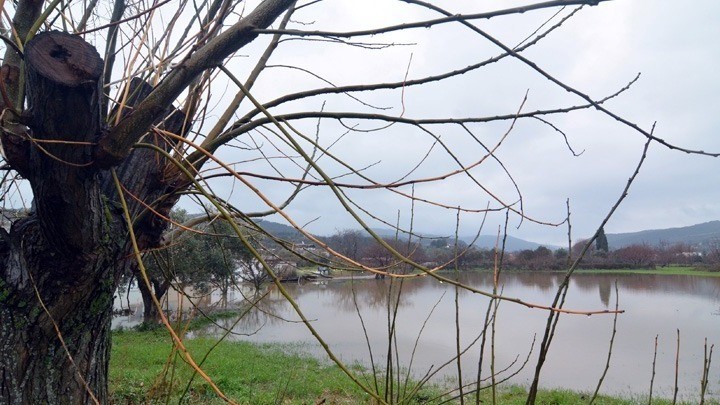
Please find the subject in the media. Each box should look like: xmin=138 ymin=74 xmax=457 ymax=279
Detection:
xmin=118 ymin=272 xmax=720 ymax=401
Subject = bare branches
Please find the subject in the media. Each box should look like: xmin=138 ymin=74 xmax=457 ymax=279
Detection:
xmin=589 ymin=282 xmax=620 ymax=404
xmin=408 ymin=0 xmax=720 ymax=158
xmin=1 ymin=0 xmax=716 ymax=402
xmin=197 ymin=3 xmax=297 ymax=163
xmin=526 ymin=134 xmax=653 ymax=403
xmin=0 ymin=0 xmax=43 ymax=109
xmin=208 ymin=71 xmax=640 ymax=154
xmin=203 ymin=4 xmax=588 ymax=152
xmin=254 ymin=0 xmax=609 ymax=38
xmin=101 ymin=0 xmax=126 ymax=115
xmin=95 ymin=0 xmax=296 ymax=167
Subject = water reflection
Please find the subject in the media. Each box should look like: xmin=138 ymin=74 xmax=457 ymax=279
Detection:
xmin=116 ymin=273 xmax=720 ymax=401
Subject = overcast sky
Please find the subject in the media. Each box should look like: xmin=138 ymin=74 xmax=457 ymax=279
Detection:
xmin=174 ymin=0 xmax=720 ymax=246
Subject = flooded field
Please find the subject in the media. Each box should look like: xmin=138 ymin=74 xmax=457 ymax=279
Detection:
xmin=114 ymin=272 xmax=720 ymax=401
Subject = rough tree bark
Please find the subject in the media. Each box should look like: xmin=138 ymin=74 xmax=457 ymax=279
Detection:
xmin=0 ymin=30 xmax=195 ymax=401
xmin=0 ymin=31 xmax=129 ymax=404
xmin=109 ymin=77 xmax=188 ymax=326
xmin=0 ymin=31 xmax=190 ymax=403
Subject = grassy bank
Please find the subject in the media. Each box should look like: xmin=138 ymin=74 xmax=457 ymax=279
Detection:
xmin=444 ymin=266 xmax=720 ymax=277
xmin=110 ymin=330 xmax=716 ymax=404
xmin=573 ymin=266 xmax=720 ymax=277
xmin=110 ymin=329 xmax=369 ymax=404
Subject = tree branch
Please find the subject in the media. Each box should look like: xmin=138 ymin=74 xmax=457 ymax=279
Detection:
xmin=101 ymin=0 xmax=126 ymax=116
xmin=254 ymin=0 xmax=607 ymax=38
xmin=0 ymin=0 xmax=43 ymax=109
xmin=94 ymin=0 xmax=295 ymax=167
xmin=409 ymin=0 xmax=720 ymax=158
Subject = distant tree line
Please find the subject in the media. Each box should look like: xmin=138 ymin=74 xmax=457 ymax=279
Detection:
xmin=321 ymin=228 xmax=720 ymax=272
xmin=128 ymin=224 xmax=720 ymax=325
xmin=123 ymin=209 xmax=268 ymax=324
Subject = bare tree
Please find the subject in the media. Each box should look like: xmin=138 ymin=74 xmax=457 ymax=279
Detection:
xmin=612 ymin=243 xmax=656 ymax=268
xmin=327 ymin=229 xmax=370 ymax=263
xmin=0 ymin=0 xmax=714 ymax=403
xmin=0 ymin=2 xmax=297 ymax=402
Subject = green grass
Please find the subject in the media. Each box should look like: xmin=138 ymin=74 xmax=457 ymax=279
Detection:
xmin=475 ymin=385 xmax=716 ymax=405
xmin=477 ymin=385 xmax=632 ymax=404
xmin=110 ymin=329 xmax=718 ymax=404
xmin=449 ymin=266 xmax=720 ymax=277
xmin=573 ymin=266 xmax=720 ymax=277
xmin=110 ymin=330 xmax=370 ymax=404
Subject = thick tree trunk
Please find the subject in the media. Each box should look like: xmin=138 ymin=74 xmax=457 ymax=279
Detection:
xmin=136 ymin=274 xmax=170 ymax=325
xmin=24 ymin=31 xmax=105 ymax=254
xmin=0 ymin=31 xmax=128 ymax=404
xmin=138 ymin=279 xmax=159 ymax=324
xmin=0 ymin=31 xmax=192 ymax=403
xmin=0 ymin=1 xmax=294 ymax=400
xmin=0 ymin=220 xmax=124 ymax=403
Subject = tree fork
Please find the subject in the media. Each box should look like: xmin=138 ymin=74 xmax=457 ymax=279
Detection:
xmin=102 ymin=77 xmax=189 ymax=250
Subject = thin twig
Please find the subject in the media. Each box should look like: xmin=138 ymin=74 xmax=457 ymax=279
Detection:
xmin=255 ymin=1 xmax=610 ymax=38
xmin=673 ymin=329 xmax=680 ymax=405
xmin=453 ymin=207 xmax=464 ymax=404
xmin=699 ymin=338 xmax=714 ymax=405
xmin=527 ymin=134 xmax=654 ymax=404
xmin=351 ymin=278 xmax=379 ymax=394
xmin=76 ymin=0 xmax=172 ymax=34
xmin=649 ymin=334 xmax=659 ymax=405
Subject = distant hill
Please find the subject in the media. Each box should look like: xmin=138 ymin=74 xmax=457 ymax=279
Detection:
xmin=371 ymin=228 xmax=556 ymax=251
xmin=369 ymin=227 xmax=402 ymax=239
xmin=371 ymin=228 xmax=558 ymax=252
xmin=460 ymin=234 xmax=559 ymax=252
xmin=606 ymin=220 xmax=720 ymax=250
xmin=252 ymin=222 xmax=556 ymax=252
xmin=254 ymin=219 xmax=307 ymax=242
xmin=205 ymin=217 xmax=720 ymax=253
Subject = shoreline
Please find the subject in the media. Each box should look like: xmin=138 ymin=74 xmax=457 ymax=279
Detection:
xmin=110 ymin=330 xmax=717 ymax=404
